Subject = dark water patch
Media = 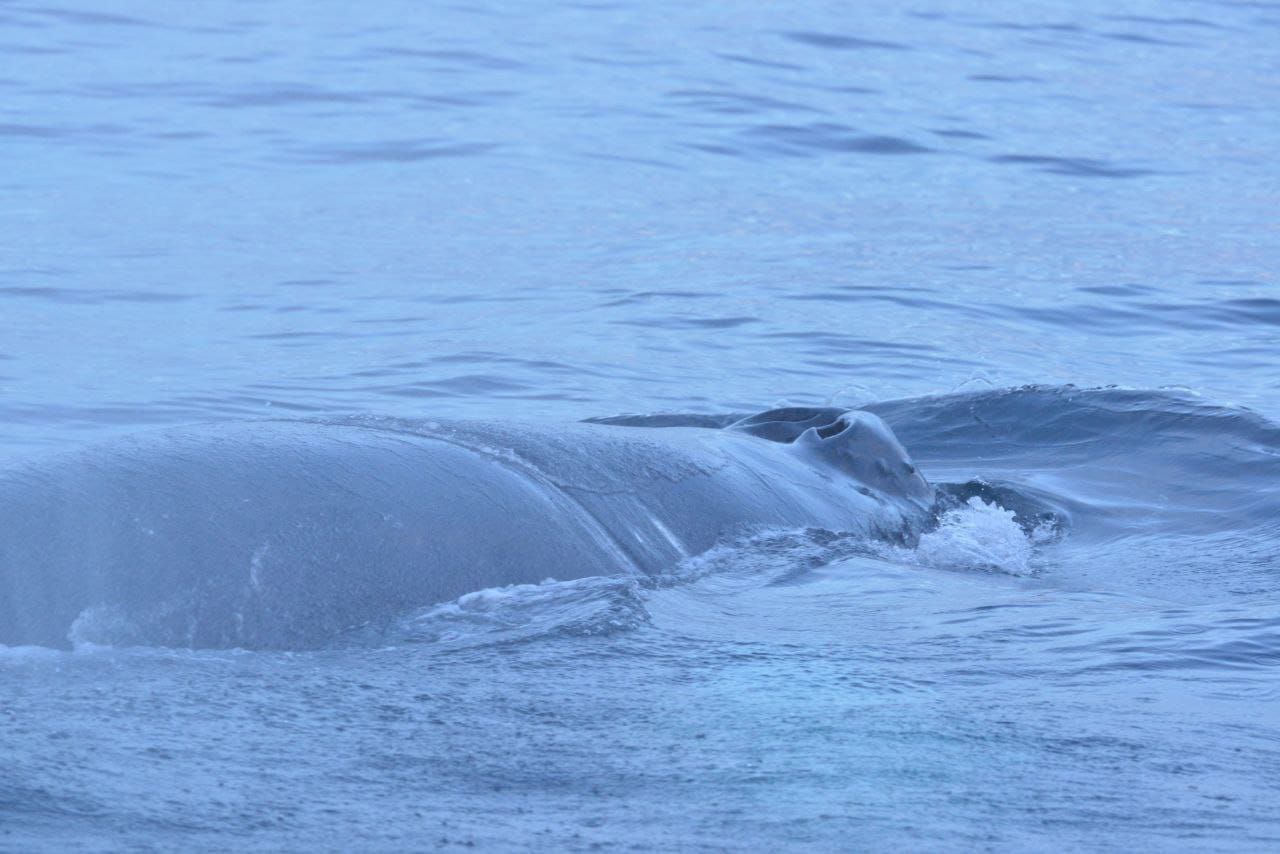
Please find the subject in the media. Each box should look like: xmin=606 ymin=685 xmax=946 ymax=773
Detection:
xmin=685 ymin=316 xmax=758 ymax=330
xmin=1172 ymin=101 xmax=1245 ymax=112
xmin=18 ymin=6 xmax=153 ymax=28
xmin=386 ymin=359 xmax=432 ymax=370
xmin=1198 ymin=297 xmax=1280 ymax=327
xmin=989 ymin=154 xmax=1159 ymax=178
xmin=0 ymin=123 xmax=69 ymax=138
xmin=286 ymin=140 xmax=497 ymax=164
xmin=66 ymin=80 xmax=209 ymax=101
xmin=215 ymin=52 xmax=278 ymax=66
xmin=341 ymin=366 xmax=418 ymax=379
xmin=581 ymin=152 xmax=682 ymax=170
xmin=600 ymin=290 xmax=718 ymax=307
xmin=206 ymin=84 xmax=508 ymax=112
xmin=353 ymin=316 xmax=429 ymax=325
xmin=274 ymin=304 xmax=344 ymax=315
xmin=564 ymin=1 xmax=628 ymax=10
xmin=1010 ymin=304 xmax=1200 ymax=334
xmin=0 ymin=779 xmax=112 ymax=824
xmin=813 ymin=283 xmax=935 ymax=293
xmin=0 ymin=43 xmax=69 ymax=54
xmin=665 ymin=88 xmax=822 ymax=115
xmin=0 ymin=287 xmax=191 ymax=304
xmin=782 ymin=31 xmax=911 ymax=51
xmin=1104 ymin=15 xmax=1224 ymax=29
xmin=201 ymin=85 xmax=370 ymax=108
xmin=931 ymin=127 xmax=991 ymax=140
xmin=427 ymin=352 xmax=599 ymax=377
xmin=715 ymin=52 xmax=806 ymax=72
xmin=1198 ymin=279 xmax=1266 ymax=288
xmin=968 ymin=74 xmax=1044 ymax=83
xmin=403 ymin=91 xmax=517 ymax=109
xmin=613 ymin=315 xmax=760 ymax=330
xmin=278 ymin=278 xmax=338 ymax=288
xmin=841 ymin=135 xmax=932 ymax=154
xmin=801 ymin=83 xmax=881 ymax=96
xmin=571 ymin=52 xmax=667 ymax=69
xmin=1013 ymin=295 xmax=1280 ymax=333
xmin=390 ymin=373 xmax=532 ymax=395
xmin=358 ymin=47 xmax=528 ymax=72
xmin=148 ymin=130 xmax=213 ymax=141
xmin=1102 ymin=31 xmax=1190 ymax=47
xmin=682 ymin=142 xmax=742 ymax=157
xmin=247 ymin=330 xmax=357 ymax=341
xmin=801 ymin=355 xmax=977 ymax=375
xmin=1064 ymin=618 xmax=1280 ymax=674
xmin=743 ymin=123 xmax=933 ymax=156
xmin=406 ymin=291 xmax=539 ymax=305
xmin=758 ymin=331 xmax=943 ymax=354
xmin=783 ymin=290 xmax=970 ymax=313
xmin=981 ymin=20 xmax=1085 ymax=34
xmin=1076 ymin=283 xmax=1158 ymax=297
xmin=373 ymin=374 xmax=541 ymax=398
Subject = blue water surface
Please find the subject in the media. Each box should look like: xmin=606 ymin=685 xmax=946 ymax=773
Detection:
xmin=2 ymin=0 xmax=1279 ymax=850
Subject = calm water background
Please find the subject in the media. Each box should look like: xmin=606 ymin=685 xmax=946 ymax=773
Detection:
xmin=3 ymin=0 xmax=1279 ymax=850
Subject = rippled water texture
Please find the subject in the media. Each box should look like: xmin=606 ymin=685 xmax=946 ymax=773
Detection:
xmin=2 ymin=0 xmax=1279 ymax=850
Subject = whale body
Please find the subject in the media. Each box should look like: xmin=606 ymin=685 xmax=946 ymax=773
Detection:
xmin=0 ymin=408 xmax=933 ymax=649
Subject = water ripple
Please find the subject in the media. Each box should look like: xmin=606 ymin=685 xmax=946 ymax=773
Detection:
xmin=285 ymin=140 xmax=498 ymax=164
xmin=742 ymin=122 xmax=933 ymax=156
xmin=989 ymin=154 xmax=1160 ymax=178
xmin=782 ymin=31 xmax=912 ymax=51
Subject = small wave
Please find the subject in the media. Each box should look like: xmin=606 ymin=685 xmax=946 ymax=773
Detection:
xmin=352 ymin=575 xmax=651 ymax=649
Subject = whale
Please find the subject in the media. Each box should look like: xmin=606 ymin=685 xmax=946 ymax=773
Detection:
xmin=0 ymin=407 xmax=934 ymax=650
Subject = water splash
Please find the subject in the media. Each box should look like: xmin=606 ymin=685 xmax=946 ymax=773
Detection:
xmin=885 ymin=497 xmax=1053 ymax=576
xmin=67 ymin=604 xmax=142 ymax=648
xmin=358 ymin=574 xmax=651 ymax=648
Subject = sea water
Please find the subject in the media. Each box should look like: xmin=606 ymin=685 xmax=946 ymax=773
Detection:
xmin=2 ymin=0 xmax=1279 ymax=849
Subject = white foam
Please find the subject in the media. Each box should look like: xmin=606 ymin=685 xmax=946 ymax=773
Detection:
xmin=371 ymin=574 xmax=650 ymax=646
xmin=888 ymin=497 xmax=1049 ymax=576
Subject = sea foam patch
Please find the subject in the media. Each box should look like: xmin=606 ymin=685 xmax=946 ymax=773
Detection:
xmin=884 ymin=497 xmax=1055 ymax=576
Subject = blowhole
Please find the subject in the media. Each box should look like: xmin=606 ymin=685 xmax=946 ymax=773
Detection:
xmin=815 ymin=418 xmax=848 ymax=440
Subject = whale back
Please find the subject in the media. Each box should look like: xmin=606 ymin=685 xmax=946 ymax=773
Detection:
xmin=0 ymin=411 xmax=935 ymax=650
xmin=0 ymin=422 xmax=635 ymax=649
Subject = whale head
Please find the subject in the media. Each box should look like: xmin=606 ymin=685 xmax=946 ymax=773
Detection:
xmin=731 ymin=407 xmax=932 ymax=503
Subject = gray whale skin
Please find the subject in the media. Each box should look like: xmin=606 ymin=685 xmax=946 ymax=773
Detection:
xmin=0 ymin=408 xmax=933 ymax=649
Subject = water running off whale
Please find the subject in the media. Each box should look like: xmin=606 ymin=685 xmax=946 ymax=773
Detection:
xmin=0 ymin=407 xmax=935 ymax=650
